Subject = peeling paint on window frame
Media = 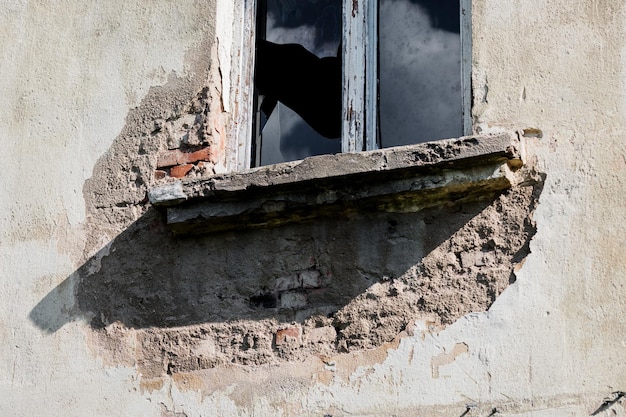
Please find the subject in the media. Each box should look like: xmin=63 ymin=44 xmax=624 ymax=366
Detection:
xmin=225 ymin=0 xmax=472 ymax=172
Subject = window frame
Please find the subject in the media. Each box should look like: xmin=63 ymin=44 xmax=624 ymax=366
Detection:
xmin=227 ymin=0 xmax=472 ymax=172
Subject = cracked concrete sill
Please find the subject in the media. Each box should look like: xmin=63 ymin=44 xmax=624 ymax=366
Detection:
xmin=148 ymin=133 xmax=521 ymax=235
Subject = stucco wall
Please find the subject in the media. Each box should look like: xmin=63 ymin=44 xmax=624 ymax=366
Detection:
xmin=1 ymin=1 xmax=625 ymax=416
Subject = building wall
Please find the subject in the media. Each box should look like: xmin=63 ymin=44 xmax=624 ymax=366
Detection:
xmin=1 ymin=1 xmax=625 ymax=416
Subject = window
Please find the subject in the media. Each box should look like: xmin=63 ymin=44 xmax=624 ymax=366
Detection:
xmin=253 ymin=0 xmax=343 ymax=166
xmin=228 ymin=0 xmax=472 ymax=171
xmin=150 ymin=2 xmax=522 ymax=234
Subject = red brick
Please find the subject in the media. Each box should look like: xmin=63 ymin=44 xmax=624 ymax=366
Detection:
xmin=157 ymin=146 xmax=212 ymax=168
xmin=275 ymin=326 xmax=302 ymax=346
xmin=183 ymin=147 xmax=212 ymax=165
xmin=154 ymin=170 xmax=167 ymax=180
xmin=170 ymin=164 xmax=193 ymax=178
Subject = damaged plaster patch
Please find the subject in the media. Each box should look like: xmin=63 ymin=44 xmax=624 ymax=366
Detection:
xmin=327 ymin=182 xmax=542 ymax=353
xmin=215 ymin=0 xmax=234 ymax=113
xmin=82 ymin=69 xmax=226 ymax=247
xmin=53 ymin=14 xmax=546 ymax=381
xmin=160 ymin=403 xmax=188 ymax=417
xmin=431 ymin=342 xmax=469 ymax=378
xmin=78 ymin=168 xmax=543 ymax=380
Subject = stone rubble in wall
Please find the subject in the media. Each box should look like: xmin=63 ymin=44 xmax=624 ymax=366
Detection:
xmin=151 ymin=87 xmax=221 ymax=179
xmin=81 ymin=64 xmax=545 ymax=378
xmin=93 ymin=180 xmax=543 ymax=377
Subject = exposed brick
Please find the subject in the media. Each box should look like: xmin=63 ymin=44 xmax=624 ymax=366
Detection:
xmin=279 ymin=291 xmax=307 ymax=309
xmin=184 ymin=147 xmax=212 ymax=165
xmin=275 ymin=326 xmax=302 ymax=346
xmin=305 ymin=326 xmax=337 ymax=344
xmin=300 ymin=270 xmax=322 ymax=289
xmin=275 ymin=275 xmax=300 ymax=292
xmin=460 ymin=252 xmax=475 ymax=268
xmin=157 ymin=150 xmax=180 ymax=168
xmin=154 ymin=170 xmax=167 ymax=180
xmin=476 ymin=251 xmax=496 ymax=266
xmin=170 ymin=164 xmax=194 ymax=178
xmin=195 ymin=161 xmax=213 ymax=177
xmin=157 ymin=146 xmax=212 ymax=168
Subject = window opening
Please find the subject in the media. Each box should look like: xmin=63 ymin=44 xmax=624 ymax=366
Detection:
xmin=253 ymin=0 xmax=342 ymax=166
xmin=251 ymin=0 xmax=470 ymax=167
xmin=378 ymin=0 xmax=463 ymax=147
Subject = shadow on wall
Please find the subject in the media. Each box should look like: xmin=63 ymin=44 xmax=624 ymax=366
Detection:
xmin=26 ymin=69 xmax=544 ymax=375
xmin=30 ymin=203 xmax=484 ymax=331
xmin=29 ymin=181 xmax=543 ymax=371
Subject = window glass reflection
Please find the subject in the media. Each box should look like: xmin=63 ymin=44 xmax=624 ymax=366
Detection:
xmin=379 ymin=0 xmax=462 ymax=147
xmin=257 ymin=0 xmax=342 ymax=166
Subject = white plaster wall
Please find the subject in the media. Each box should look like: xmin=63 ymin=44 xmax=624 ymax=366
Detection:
xmin=1 ymin=0 xmax=625 ymax=416
xmin=0 ymin=1 xmax=212 ymax=415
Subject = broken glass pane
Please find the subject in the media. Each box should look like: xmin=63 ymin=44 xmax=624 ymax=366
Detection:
xmin=256 ymin=0 xmax=342 ymax=166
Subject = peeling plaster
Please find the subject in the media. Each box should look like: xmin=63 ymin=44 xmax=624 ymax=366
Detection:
xmin=4 ymin=0 xmax=626 ymax=416
xmin=431 ymin=342 xmax=469 ymax=378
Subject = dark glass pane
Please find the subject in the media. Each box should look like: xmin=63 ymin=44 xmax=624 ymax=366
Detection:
xmin=379 ymin=0 xmax=462 ymax=147
xmin=256 ymin=0 xmax=342 ymax=166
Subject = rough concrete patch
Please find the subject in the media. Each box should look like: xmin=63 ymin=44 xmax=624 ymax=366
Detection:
xmin=331 ymin=181 xmax=542 ymax=352
xmin=68 ymin=14 xmax=545 ymax=378
xmin=77 ymin=173 xmax=542 ymax=378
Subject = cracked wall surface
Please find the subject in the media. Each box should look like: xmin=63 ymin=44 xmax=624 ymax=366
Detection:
xmin=2 ymin=0 xmax=626 ymax=416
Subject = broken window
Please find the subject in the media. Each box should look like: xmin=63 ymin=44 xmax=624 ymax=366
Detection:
xmin=237 ymin=0 xmax=471 ymax=168
xmin=253 ymin=0 xmax=343 ymax=166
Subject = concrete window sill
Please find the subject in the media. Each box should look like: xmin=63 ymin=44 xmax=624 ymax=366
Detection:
xmin=148 ymin=133 xmax=522 ymax=235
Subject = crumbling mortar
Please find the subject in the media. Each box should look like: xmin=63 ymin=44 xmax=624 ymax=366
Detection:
xmin=128 ymin=174 xmax=541 ymax=373
xmin=79 ymin=76 xmax=544 ymax=377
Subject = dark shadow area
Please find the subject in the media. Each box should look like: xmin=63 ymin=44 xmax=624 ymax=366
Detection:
xmin=265 ymin=0 xmax=459 ymax=36
xmin=256 ymin=39 xmax=342 ymax=139
xmin=29 ymin=177 xmax=544 ymax=372
xmin=31 ymin=196 xmax=498 ymax=333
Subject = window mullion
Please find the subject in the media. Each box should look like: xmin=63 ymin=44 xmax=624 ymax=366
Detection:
xmin=461 ymin=0 xmax=473 ymax=136
xmin=342 ymin=0 xmax=367 ymax=153
xmin=365 ymin=0 xmax=378 ymax=151
xmin=232 ymin=0 xmax=256 ymax=171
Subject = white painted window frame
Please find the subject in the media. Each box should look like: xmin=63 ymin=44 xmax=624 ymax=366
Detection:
xmin=227 ymin=0 xmax=472 ymax=171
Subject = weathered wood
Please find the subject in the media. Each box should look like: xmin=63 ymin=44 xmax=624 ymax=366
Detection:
xmin=342 ymin=0 xmax=367 ymax=152
xmin=227 ymin=0 xmax=256 ymax=171
xmin=461 ymin=0 xmax=473 ymax=136
xmin=365 ymin=0 xmax=378 ymax=151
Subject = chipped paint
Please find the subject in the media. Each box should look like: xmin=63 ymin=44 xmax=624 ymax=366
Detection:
xmin=431 ymin=342 xmax=469 ymax=378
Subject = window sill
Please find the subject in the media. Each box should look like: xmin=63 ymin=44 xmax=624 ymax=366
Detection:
xmin=148 ymin=134 xmax=522 ymax=235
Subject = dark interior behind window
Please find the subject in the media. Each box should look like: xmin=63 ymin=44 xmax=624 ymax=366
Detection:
xmin=254 ymin=0 xmax=342 ymax=166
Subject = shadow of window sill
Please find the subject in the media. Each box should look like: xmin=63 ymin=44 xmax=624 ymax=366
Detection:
xmin=148 ymin=133 xmax=522 ymax=235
